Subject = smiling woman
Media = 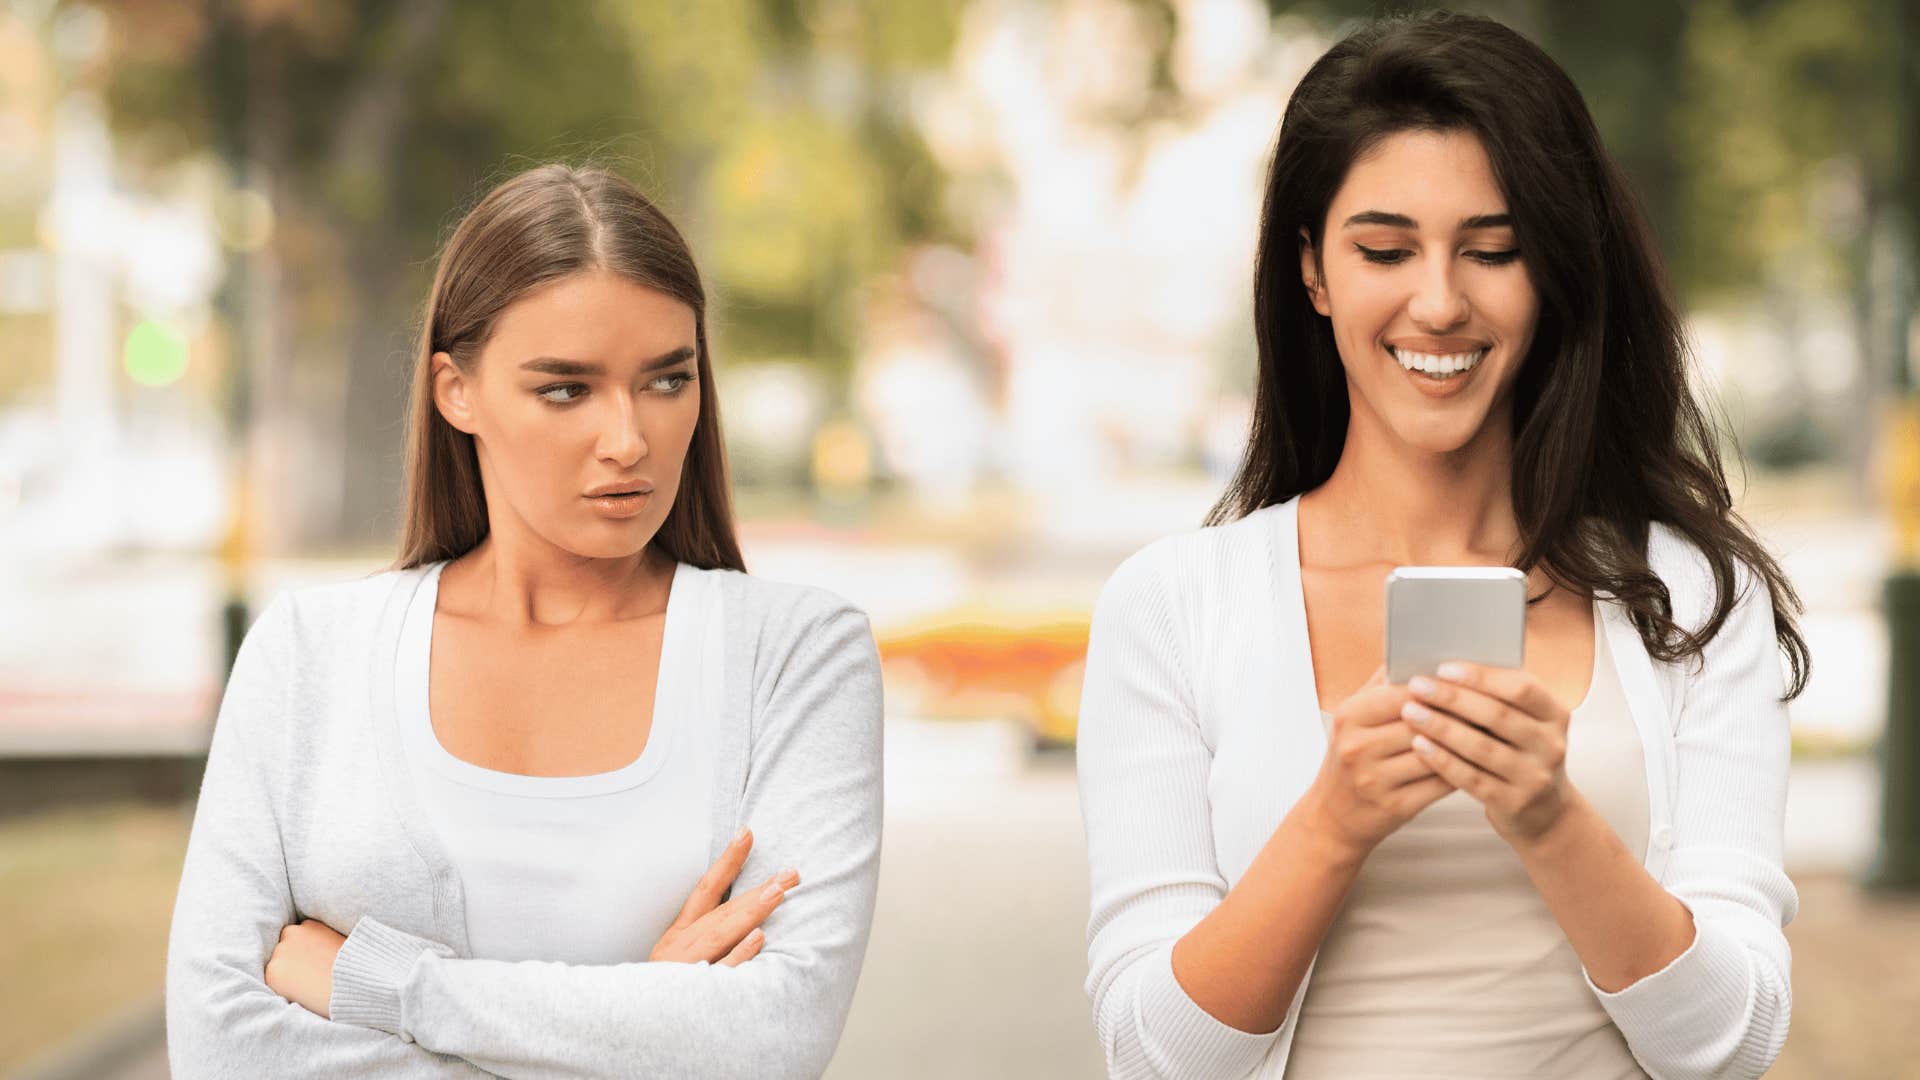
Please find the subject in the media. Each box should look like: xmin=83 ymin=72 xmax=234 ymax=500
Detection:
xmin=1077 ymin=10 xmax=1807 ymax=1080
xmin=163 ymin=165 xmax=884 ymax=1079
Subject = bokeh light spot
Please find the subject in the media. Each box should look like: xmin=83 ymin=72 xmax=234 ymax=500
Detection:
xmin=124 ymin=318 xmax=189 ymax=386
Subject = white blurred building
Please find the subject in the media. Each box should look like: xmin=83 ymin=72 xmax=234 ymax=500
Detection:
xmin=884 ymin=0 xmax=1327 ymax=501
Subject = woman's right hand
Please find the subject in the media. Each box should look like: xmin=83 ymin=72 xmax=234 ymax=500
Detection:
xmin=1300 ymin=665 xmax=1456 ymax=863
xmin=649 ymin=827 xmax=799 ymax=966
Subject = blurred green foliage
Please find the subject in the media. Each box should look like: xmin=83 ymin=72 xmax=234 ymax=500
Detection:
xmin=1263 ymin=0 xmax=1902 ymax=311
xmin=65 ymin=0 xmax=1908 ymax=539
xmin=97 ymin=0 xmax=964 ymax=368
xmin=87 ymin=0 xmax=964 ymax=542
xmin=1671 ymin=0 xmax=1896 ymax=304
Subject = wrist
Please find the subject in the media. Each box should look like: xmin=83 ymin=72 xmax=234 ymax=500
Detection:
xmin=329 ymin=916 xmax=455 ymax=1039
xmin=1510 ymin=786 xmax=1595 ymax=862
xmin=1286 ymin=786 xmax=1368 ymax=873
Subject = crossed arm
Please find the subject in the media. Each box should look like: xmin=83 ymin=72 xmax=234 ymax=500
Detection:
xmin=168 ymin=595 xmax=884 ymax=1080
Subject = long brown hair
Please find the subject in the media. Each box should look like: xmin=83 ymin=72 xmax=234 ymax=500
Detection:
xmin=389 ymin=164 xmax=744 ymax=574
xmin=1212 ymin=10 xmax=1809 ymax=700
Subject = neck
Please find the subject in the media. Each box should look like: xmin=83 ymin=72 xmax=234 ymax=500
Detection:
xmin=449 ymin=533 xmax=674 ymax=629
xmin=1304 ymin=395 xmax=1520 ymax=568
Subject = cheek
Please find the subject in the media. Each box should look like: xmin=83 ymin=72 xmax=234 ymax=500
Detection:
xmin=1324 ymin=271 xmax=1397 ymax=343
xmin=505 ymin=411 xmax=583 ymax=493
xmin=1485 ymin=275 xmax=1540 ymax=344
xmin=1333 ymin=310 xmax=1400 ymax=377
xmin=647 ymin=394 xmax=702 ymax=473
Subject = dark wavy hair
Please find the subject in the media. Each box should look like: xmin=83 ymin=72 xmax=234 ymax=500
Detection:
xmin=1208 ymin=10 xmax=1809 ymax=700
xmin=389 ymin=164 xmax=744 ymax=575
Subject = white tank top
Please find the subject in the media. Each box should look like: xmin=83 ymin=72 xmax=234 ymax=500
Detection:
xmin=394 ymin=559 xmax=719 ymax=964
xmin=1290 ymin=600 xmax=1650 ymax=1079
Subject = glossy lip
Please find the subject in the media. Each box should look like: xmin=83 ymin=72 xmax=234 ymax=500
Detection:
xmin=586 ymin=492 xmax=650 ymax=519
xmin=582 ymin=480 xmax=655 ymax=498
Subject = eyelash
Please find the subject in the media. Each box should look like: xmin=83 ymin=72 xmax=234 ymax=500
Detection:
xmin=1354 ymin=244 xmax=1521 ymax=267
xmin=536 ymin=373 xmax=695 ymax=406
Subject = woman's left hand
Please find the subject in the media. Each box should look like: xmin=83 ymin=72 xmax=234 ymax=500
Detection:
xmin=1400 ymin=662 xmax=1576 ymax=846
xmin=265 ymin=918 xmax=348 ymax=1018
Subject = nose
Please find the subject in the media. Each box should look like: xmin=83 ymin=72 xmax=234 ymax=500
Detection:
xmin=1406 ymin=255 xmax=1470 ymax=332
xmin=597 ymin=392 xmax=649 ymax=467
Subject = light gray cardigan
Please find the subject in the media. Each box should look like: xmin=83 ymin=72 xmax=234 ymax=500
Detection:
xmin=164 ymin=561 xmax=885 ymax=1079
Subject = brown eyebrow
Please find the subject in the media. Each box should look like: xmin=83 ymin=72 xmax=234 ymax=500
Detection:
xmin=1342 ymin=211 xmax=1514 ymax=231
xmin=519 ymin=346 xmax=696 ymax=376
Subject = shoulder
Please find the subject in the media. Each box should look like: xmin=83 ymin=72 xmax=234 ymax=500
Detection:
xmin=1095 ymin=501 xmax=1286 ymax=621
xmin=1171 ymin=500 xmax=1286 ymax=569
xmin=256 ymin=563 xmax=432 ymax=653
xmin=282 ymin=562 xmax=426 ymax=618
xmin=1644 ymin=521 xmax=1767 ymax=634
xmin=698 ymin=568 xmax=881 ymax=740
xmin=1646 ymin=521 xmax=1711 ymax=592
xmin=697 ymin=565 xmax=873 ymax=652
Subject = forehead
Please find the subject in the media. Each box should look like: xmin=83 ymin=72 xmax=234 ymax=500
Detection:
xmin=488 ymin=269 xmax=696 ymax=360
xmin=1329 ymin=128 xmax=1508 ymax=225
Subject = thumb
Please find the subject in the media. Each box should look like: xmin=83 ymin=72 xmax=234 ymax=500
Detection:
xmin=1363 ymin=663 xmax=1389 ymax=689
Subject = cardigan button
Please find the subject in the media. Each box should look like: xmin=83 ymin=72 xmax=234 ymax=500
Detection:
xmin=1653 ymin=825 xmax=1675 ymax=850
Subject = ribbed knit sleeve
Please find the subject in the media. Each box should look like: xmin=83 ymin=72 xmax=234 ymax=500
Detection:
xmin=1077 ymin=542 xmax=1281 ymax=1080
xmin=1581 ymin=553 xmax=1798 ymax=1079
xmin=327 ymin=592 xmax=883 ymax=1080
xmin=164 ymin=593 xmax=492 ymax=1079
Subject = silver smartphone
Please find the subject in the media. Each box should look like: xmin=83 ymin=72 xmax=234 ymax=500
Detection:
xmin=1384 ymin=567 xmax=1527 ymax=684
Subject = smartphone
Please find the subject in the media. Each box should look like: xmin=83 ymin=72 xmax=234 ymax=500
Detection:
xmin=1384 ymin=566 xmax=1527 ymax=684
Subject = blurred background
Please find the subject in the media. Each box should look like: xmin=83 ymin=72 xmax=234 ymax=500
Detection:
xmin=0 ymin=0 xmax=1914 ymax=1076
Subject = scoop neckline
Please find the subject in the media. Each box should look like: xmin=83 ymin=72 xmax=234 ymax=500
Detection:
xmin=397 ymin=558 xmax=692 ymax=798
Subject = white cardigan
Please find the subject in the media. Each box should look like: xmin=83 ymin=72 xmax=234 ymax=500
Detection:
xmin=1076 ymin=495 xmax=1797 ymax=1080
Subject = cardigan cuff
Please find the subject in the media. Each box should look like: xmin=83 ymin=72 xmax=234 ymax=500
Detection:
xmin=1582 ymin=913 xmax=1756 ymax=1067
xmin=1124 ymin=945 xmax=1280 ymax=1078
xmin=330 ymin=915 xmax=456 ymax=1039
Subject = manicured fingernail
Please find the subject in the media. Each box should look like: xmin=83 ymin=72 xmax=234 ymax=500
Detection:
xmin=1412 ymin=734 xmax=1436 ymax=756
xmin=733 ymin=826 xmax=750 ymax=845
xmin=760 ymin=877 xmax=784 ymax=902
xmin=1436 ymin=662 xmax=1469 ymax=681
xmin=778 ymin=867 xmax=799 ymax=887
xmin=1409 ymin=676 xmax=1436 ymax=696
xmin=745 ymin=928 xmax=763 ymax=946
xmin=1403 ymin=701 xmax=1431 ymax=726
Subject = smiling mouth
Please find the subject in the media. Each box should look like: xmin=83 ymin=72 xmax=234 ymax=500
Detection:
xmin=1388 ymin=344 xmax=1487 ymax=380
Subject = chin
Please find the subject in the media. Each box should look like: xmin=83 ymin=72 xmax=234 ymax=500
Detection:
xmin=1390 ymin=413 xmax=1491 ymax=456
xmin=587 ymin=536 xmax=657 ymax=559
xmin=563 ymin=524 xmax=656 ymax=560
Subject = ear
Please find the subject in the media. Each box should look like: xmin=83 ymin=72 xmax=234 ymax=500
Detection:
xmin=431 ymin=351 xmax=479 ymax=436
xmin=1298 ymin=227 xmax=1330 ymax=317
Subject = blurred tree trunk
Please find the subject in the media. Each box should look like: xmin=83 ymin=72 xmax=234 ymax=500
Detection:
xmin=1858 ymin=0 xmax=1916 ymax=501
xmin=329 ymin=0 xmax=448 ymax=548
xmin=1531 ymin=0 xmax=1689 ymax=256
xmin=1899 ymin=0 xmax=1918 ymax=398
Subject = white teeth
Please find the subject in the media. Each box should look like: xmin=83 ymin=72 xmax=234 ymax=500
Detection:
xmin=1390 ymin=346 xmax=1486 ymax=377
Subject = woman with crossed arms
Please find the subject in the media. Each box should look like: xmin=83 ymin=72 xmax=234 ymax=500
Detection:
xmin=166 ymin=164 xmax=883 ymax=1078
xmin=1078 ymin=12 xmax=1807 ymax=1079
